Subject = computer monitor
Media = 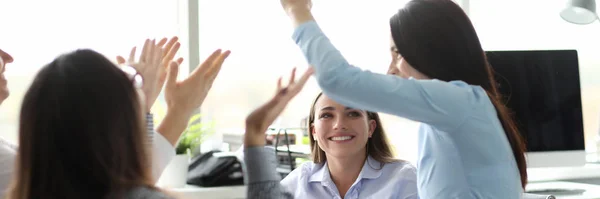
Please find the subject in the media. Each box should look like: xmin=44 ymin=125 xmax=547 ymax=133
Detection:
xmin=485 ymin=49 xmax=586 ymax=168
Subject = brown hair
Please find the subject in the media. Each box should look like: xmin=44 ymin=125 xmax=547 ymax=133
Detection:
xmin=390 ymin=0 xmax=527 ymax=188
xmin=307 ymin=92 xmax=397 ymax=166
xmin=8 ymin=49 xmax=157 ymax=199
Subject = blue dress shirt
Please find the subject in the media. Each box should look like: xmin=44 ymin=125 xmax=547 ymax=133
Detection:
xmin=281 ymin=156 xmax=418 ymax=199
xmin=292 ymin=20 xmax=523 ymax=199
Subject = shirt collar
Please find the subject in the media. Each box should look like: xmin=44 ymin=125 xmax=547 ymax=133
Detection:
xmin=308 ymin=156 xmax=383 ymax=183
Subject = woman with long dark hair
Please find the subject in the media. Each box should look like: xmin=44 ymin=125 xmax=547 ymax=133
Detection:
xmin=244 ymin=0 xmax=528 ymax=198
xmin=7 ymin=40 xmax=230 ymax=198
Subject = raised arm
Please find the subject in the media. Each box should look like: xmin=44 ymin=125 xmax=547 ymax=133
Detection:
xmin=282 ymin=2 xmax=479 ymax=131
xmin=244 ymin=147 xmax=294 ymax=199
xmin=244 ymin=68 xmax=313 ymax=199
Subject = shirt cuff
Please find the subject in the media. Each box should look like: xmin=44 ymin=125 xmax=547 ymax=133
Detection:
xmin=243 ymin=146 xmax=280 ymax=183
xmin=152 ymin=130 xmax=176 ymax=180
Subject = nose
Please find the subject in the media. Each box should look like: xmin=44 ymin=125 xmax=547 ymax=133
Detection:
xmin=387 ymin=61 xmax=398 ymax=75
xmin=333 ymin=116 xmax=349 ymax=130
xmin=0 ymin=49 xmax=14 ymax=64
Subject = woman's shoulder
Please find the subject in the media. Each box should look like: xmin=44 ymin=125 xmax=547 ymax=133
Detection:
xmin=282 ymin=161 xmax=321 ymax=181
xmin=381 ymin=159 xmax=417 ymax=180
xmin=280 ymin=161 xmax=325 ymax=189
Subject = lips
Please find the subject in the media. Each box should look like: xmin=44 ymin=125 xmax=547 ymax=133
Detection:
xmin=327 ymin=134 xmax=356 ymax=143
xmin=329 ymin=136 xmax=353 ymax=141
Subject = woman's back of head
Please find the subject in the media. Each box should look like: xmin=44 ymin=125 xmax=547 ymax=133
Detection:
xmin=389 ymin=0 xmax=528 ymax=188
xmin=9 ymin=49 xmax=154 ymax=199
xmin=391 ymin=0 xmax=490 ymax=87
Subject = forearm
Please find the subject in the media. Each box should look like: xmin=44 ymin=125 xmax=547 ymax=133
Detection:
xmin=146 ymin=113 xmax=176 ymax=180
xmin=244 ymin=129 xmax=266 ymax=148
xmin=157 ymin=107 xmax=192 ymax=146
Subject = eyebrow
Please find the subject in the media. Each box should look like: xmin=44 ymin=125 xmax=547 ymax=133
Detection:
xmin=320 ymin=106 xmax=355 ymax=111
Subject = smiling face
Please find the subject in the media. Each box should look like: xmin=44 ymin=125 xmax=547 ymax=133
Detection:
xmin=311 ymin=95 xmax=376 ymax=159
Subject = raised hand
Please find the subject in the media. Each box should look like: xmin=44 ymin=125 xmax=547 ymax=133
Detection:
xmin=280 ymin=0 xmax=312 ymax=13
xmin=117 ymin=37 xmax=183 ymax=111
xmin=244 ymin=67 xmax=314 ymax=147
xmin=157 ymin=49 xmax=230 ymax=145
xmin=280 ymin=0 xmax=315 ymax=28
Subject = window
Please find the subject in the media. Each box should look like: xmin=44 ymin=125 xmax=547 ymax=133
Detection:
xmin=198 ymin=0 xmax=419 ymax=162
xmin=469 ymin=0 xmax=600 ymax=152
xmin=0 ymin=0 xmax=183 ymax=143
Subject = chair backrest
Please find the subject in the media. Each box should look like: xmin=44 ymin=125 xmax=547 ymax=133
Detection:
xmin=522 ymin=193 xmax=556 ymax=199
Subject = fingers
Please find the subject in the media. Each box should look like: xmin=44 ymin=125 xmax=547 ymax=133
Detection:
xmin=163 ymin=42 xmax=181 ymax=65
xmin=157 ymin=37 xmax=168 ymax=47
xmin=296 ymin=67 xmax=314 ymax=88
xmin=148 ymin=39 xmax=159 ymax=64
xmin=140 ymin=39 xmax=151 ymax=62
xmin=278 ymin=67 xmax=313 ymax=98
xmin=288 ymin=67 xmax=297 ymax=85
xmin=176 ymin=57 xmax=184 ymax=65
xmin=276 ymin=77 xmax=283 ymax=91
xmin=204 ymin=50 xmax=231 ymax=80
xmin=153 ymin=43 xmax=163 ymax=66
xmin=163 ymin=37 xmax=179 ymax=57
xmin=165 ymin=61 xmax=180 ymax=89
xmin=189 ymin=49 xmax=223 ymax=80
xmin=128 ymin=47 xmax=137 ymax=63
xmin=116 ymin=56 xmax=126 ymax=65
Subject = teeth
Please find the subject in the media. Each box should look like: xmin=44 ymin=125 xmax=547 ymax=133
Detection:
xmin=330 ymin=136 xmax=352 ymax=141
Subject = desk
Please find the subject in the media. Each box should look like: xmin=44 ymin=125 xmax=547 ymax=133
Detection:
xmin=527 ymin=181 xmax=600 ymax=199
xmin=528 ymin=163 xmax=600 ymax=182
xmin=168 ymin=185 xmax=246 ymax=199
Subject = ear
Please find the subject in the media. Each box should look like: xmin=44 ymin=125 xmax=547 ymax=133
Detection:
xmin=368 ymin=119 xmax=376 ymax=138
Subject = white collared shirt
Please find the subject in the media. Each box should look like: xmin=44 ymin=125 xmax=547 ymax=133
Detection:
xmin=281 ymin=156 xmax=418 ymax=199
xmin=0 ymin=138 xmax=15 ymax=197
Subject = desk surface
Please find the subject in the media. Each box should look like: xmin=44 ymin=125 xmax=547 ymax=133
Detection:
xmin=528 ymin=163 xmax=600 ymax=182
xmin=527 ymin=181 xmax=600 ymax=199
xmin=168 ymin=185 xmax=246 ymax=199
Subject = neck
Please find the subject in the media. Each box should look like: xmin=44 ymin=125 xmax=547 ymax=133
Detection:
xmin=326 ymin=149 xmax=367 ymax=197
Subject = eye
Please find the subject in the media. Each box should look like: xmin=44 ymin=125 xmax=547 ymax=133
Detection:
xmin=348 ymin=111 xmax=361 ymax=117
xmin=319 ymin=113 xmax=332 ymax=119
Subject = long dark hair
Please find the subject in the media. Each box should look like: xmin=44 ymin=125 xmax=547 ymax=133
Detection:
xmin=389 ymin=0 xmax=527 ymax=188
xmin=307 ymin=93 xmax=397 ymax=165
xmin=8 ymin=49 xmax=156 ymax=199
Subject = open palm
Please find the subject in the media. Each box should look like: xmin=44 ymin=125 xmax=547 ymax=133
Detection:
xmin=117 ymin=37 xmax=183 ymax=111
xmin=244 ymin=67 xmax=314 ymax=147
xmin=164 ymin=49 xmax=231 ymax=117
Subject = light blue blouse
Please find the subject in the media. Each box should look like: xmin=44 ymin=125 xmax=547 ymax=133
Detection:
xmin=292 ymin=20 xmax=523 ymax=199
xmin=281 ymin=156 xmax=418 ymax=199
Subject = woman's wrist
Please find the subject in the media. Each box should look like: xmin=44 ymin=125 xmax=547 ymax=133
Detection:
xmin=287 ymin=7 xmax=315 ymax=28
xmin=244 ymin=129 xmax=267 ymax=148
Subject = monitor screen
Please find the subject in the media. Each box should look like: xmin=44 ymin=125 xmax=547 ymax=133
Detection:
xmin=485 ymin=50 xmax=585 ymax=152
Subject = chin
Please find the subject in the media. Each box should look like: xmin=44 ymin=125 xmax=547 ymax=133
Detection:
xmin=326 ymin=147 xmax=363 ymax=159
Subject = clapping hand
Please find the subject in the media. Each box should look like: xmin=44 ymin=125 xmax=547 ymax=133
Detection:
xmin=117 ymin=37 xmax=183 ymax=111
xmin=244 ymin=67 xmax=314 ymax=147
